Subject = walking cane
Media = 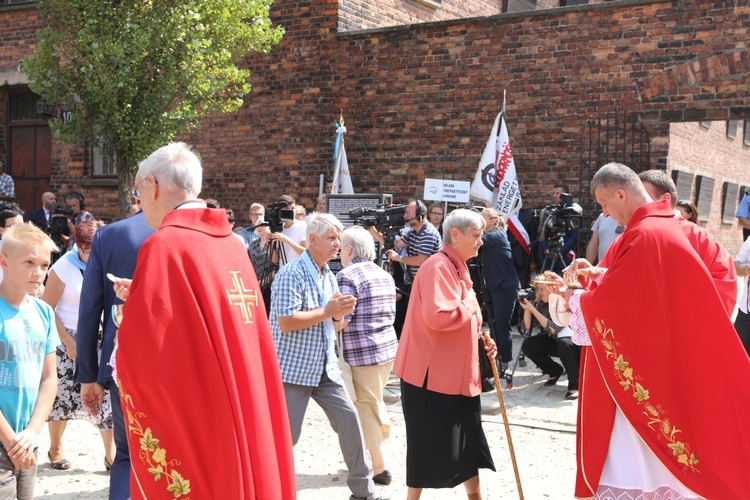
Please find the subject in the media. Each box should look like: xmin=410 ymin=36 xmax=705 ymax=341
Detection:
xmin=483 ymin=330 xmax=524 ymax=500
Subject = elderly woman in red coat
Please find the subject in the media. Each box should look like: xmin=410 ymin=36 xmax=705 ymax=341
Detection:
xmin=394 ymin=208 xmax=497 ymax=500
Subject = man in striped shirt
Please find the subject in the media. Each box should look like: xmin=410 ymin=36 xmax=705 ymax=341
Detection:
xmin=384 ymin=200 xmax=441 ymax=336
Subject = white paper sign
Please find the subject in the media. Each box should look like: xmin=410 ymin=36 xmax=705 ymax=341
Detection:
xmin=424 ymin=178 xmax=470 ymax=203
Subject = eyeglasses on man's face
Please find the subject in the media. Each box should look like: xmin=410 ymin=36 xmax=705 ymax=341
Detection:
xmin=132 ymin=176 xmax=158 ymax=200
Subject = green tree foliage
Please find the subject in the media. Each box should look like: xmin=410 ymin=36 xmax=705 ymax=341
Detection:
xmin=24 ymin=0 xmax=283 ymax=215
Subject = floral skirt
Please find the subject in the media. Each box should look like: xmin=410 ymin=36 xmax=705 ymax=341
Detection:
xmin=47 ymin=328 xmax=113 ymax=431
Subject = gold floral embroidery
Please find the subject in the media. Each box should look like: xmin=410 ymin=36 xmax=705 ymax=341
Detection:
xmin=121 ymin=390 xmax=192 ymax=498
xmin=593 ymin=318 xmax=700 ymax=473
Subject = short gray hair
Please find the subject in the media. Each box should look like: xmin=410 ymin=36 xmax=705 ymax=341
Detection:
xmin=638 ymin=169 xmax=678 ymax=208
xmin=137 ymin=142 xmax=202 ymax=197
xmin=341 ymin=225 xmax=376 ymax=261
xmin=442 ymin=209 xmax=485 ymax=246
xmin=590 ymin=162 xmax=642 ymax=196
xmin=306 ymin=212 xmax=343 ymax=240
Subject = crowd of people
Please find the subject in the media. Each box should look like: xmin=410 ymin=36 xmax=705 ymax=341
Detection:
xmin=0 ymin=146 xmax=747 ymax=500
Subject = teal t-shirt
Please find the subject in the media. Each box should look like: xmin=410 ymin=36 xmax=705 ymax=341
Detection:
xmin=0 ymin=295 xmax=58 ymax=441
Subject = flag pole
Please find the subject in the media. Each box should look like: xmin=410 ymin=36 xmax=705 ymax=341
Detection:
xmin=502 ymin=90 xmax=507 ymax=115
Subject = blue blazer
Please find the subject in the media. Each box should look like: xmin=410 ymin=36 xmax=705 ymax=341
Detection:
xmin=27 ymin=207 xmax=47 ymax=230
xmin=76 ymin=212 xmax=155 ymax=386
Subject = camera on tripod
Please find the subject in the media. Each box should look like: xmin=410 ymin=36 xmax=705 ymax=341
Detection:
xmin=536 ymin=193 xmax=583 ymax=251
xmin=348 ymin=205 xmax=407 ymax=249
xmin=265 ymin=201 xmax=295 ymax=233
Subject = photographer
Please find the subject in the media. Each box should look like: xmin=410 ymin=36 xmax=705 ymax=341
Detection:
xmin=65 ymin=192 xmax=95 ymax=248
xmin=384 ymin=200 xmax=441 ymax=279
xmin=518 ymin=271 xmax=580 ymax=400
xmin=247 ymin=216 xmax=276 ymax=315
xmin=267 ymin=194 xmax=307 ymax=267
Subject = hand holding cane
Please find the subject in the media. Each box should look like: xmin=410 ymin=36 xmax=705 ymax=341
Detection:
xmin=483 ymin=329 xmax=525 ymax=500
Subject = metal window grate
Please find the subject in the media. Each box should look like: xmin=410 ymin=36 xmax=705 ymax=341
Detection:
xmin=8 ymin=93 xmax=43 ymax=122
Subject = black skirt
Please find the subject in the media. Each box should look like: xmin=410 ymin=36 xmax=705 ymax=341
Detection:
xmin=401 ymin=378 xmax=495 ymax=488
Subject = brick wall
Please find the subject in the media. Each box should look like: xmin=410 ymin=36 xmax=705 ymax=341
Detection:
xmin=668 ymin=120 xmax=750 ymax=254
xmin=2 ymin=0 xmax=750 ymax=246
xmin=339 ymin=0 xmax=502 ymax=32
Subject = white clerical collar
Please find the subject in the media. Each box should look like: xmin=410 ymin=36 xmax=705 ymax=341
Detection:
xmin=174 ymin=200 xmax=204 ymax=210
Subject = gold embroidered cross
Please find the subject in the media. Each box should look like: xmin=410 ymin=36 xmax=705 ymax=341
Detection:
xmin=226 ymin=271 xmax=258 ymax=324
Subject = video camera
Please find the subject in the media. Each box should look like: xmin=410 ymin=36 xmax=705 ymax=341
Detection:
xmin=265 ymin=201 xmax=295 ymax=233
xmin=348 ymin=204 xmax=407 ymax=249
xmin=49 ymin=205 xmax=73 ymax=231
xmin=535 ymin=193 xmax=582 ymax=251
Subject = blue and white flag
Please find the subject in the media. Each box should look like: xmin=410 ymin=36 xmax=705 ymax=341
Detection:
xmin=331 ymin=123 xmax=354 ymax=194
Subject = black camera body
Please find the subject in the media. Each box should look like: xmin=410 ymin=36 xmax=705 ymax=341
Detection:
xmin=265 ymin=201 xmax=295 ymax=233
xmin=536 ymin=193 xmax=582 ymax=251
xmin=349 ymin=205 xmax=407 ymax=250
xmin=49 ymin=205 xmax=73 ymax=232
xmin=517 ymin=287 xmax=536 ymax=302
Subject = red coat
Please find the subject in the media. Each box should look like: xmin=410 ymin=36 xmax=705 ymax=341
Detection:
xmin=117 ymin=208 xmax=296 ymax=499
xmin=575 ymin=200 xmax=750 ymax=498
xmin=394 ymin=245 xmax=483 ymax=397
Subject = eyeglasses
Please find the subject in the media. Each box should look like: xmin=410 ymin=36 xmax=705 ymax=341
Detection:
xmin=430 ymin=211 xmax=443 ymax=216
xmin=132 ymin=176 xmax=157 ymax=200
xmin=677 ymin=199 xmax=690 ymax=205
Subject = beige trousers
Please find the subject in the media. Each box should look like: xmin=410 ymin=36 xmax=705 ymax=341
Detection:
xmin=350 ymin=362 xmax=393 ymax=449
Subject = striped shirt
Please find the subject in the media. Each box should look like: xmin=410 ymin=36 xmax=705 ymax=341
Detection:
xmin=336 ymin=258 xmax=397 ymax=367
xmin=270 ymin=251 xmax=339 ymax=387
xmin=403 ymin=222 xmax=442 ymax=279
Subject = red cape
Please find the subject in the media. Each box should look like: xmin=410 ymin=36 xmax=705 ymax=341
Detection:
xmin=575 ymin=200 xmax=750 ymax=499
xmin=117 ymin=208 xmax=296 ymax=499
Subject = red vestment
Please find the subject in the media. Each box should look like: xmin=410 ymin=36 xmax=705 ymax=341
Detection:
xmin=117 ymin=208 xmax=296 ymax=499
xmin=575 ymin=200 xmax=750 ymax=499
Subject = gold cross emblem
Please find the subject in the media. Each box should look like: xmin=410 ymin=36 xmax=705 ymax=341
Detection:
xmin=226 ymin=271 xmax=258 ymax=324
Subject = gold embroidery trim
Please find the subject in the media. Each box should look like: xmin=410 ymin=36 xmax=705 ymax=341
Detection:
xmin=121 ymin=389 xmax=192 ymax=498
xmin=593 ymin=317 xmax=700 ymax=473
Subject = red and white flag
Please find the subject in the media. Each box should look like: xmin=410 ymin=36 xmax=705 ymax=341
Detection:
xmin=470 ymin=112 xmax=531 ymax=253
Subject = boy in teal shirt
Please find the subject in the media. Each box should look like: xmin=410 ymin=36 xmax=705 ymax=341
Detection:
xmin=0 ymin=223 xmax=59 ymax=499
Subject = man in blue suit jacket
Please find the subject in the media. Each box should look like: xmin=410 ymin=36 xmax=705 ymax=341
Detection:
xmin=76 ymin=211 xmax=154 ymax=500
xmin=27 ymin=191 xmax=57 ymax=230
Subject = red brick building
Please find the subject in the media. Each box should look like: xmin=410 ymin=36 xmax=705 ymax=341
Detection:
xmin=1 ymin=0 xmax=749 ymax=253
